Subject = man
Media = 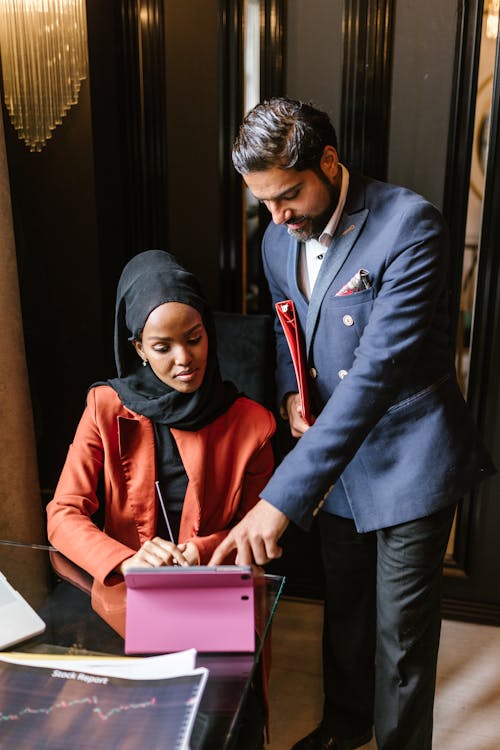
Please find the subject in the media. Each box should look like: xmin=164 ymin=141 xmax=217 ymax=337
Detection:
xmin=210 ymin=98 xmax=495 ymax=750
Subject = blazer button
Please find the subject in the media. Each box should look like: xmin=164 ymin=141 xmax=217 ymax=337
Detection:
xmin=338 ymin=369 xmax=348 ymax=379
xmin=309 ymin=367 xmax=317 ymax=379
xmin=342 ymin=314 xmax=354 ymax=326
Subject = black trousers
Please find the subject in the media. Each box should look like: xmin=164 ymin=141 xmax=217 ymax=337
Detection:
xmin=317 ymin=504 xmax=456 ymax=750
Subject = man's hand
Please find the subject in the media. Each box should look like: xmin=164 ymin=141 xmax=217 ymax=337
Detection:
xmin=209 ymin=500 xmax=289 ymax=566
xmin=286 ymin=392 xmax=313 ymax=438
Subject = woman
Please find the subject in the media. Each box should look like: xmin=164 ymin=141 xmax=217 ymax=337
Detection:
xmin=46 ymin=249 xmax=276 ymax=634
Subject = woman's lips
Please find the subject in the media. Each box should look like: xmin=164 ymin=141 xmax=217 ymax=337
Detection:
xmin=175 ymin=369 xmax=198 ymax=382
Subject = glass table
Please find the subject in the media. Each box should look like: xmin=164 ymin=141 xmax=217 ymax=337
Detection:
xmin=0 ymin=540 xmax=285 ymax=749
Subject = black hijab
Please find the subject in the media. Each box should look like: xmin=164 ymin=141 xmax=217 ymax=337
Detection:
xmin=108 ymin=249 xmax=238 ymax=430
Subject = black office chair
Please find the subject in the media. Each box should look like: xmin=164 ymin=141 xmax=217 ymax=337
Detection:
xmin=214 ymin=311 xmax=275 ymax=409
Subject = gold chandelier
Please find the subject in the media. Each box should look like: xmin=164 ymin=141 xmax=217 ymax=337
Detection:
xmin=0 ymin=0 xmax=88 ymax=153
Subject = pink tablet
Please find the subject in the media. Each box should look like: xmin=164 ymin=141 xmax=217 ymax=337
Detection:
xmin=124 ymin=566 xmax=255 ymax=654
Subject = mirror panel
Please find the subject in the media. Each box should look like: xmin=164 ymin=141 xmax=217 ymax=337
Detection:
xmin=457 ymin=4 xmax=498 ymax=394
xmin=243 ymin=0 xmax=262 ymax=313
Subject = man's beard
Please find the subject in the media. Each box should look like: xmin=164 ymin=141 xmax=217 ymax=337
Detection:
xmin=286 ymin=175 xmax=340 ymax=242
xmin=287 ymin=217 xmax=322 ymax=242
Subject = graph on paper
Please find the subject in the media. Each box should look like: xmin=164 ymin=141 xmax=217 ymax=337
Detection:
xmin=0 ymin=661 xmax=206 ymax=749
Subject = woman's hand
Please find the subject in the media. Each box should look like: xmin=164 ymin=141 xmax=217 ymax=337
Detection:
xmin=118 ymin=536 xmax=194 ymax=575
xmin=177 ymin=542 xmax=200 ymax=566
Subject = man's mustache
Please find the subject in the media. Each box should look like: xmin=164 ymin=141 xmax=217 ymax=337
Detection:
xmin=285 ymin=215 xmax=307 ymax=225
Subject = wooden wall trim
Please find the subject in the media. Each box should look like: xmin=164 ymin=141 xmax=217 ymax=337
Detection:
xmin=218 ymin=0 xmax=286 ymax=312
xmin=218 ymin=0 xmax=244 ymax=311
xmin=441 ymin=1 xmax=489 ymax=578
xmin=260 ymin=0 xmax=287 ymax=99
xmin=466 ymin=20 xmax=500 ymax=432
xmin=120 ymin=0 xmax=168 ymax=254
xmin=341 ymin=0 xmax=396 ymax=179
xmin=442 ymin=597 xmax=500 ymax=626
xmin=442 ymin=0 xmax=483 ymax=347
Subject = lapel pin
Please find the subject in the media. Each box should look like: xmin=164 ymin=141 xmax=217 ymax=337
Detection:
xmin=341 ymin=224 xmax=355 ymax=236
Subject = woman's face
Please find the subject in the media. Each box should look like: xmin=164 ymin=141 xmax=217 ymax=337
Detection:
xmin=133 ymin=302 xmax=209 ymax=393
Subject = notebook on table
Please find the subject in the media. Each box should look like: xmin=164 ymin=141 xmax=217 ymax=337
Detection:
xmin=124 ymin=565 xmax=255 ymax=654
xmin=0 ymin=571 xmax=46 ymax=649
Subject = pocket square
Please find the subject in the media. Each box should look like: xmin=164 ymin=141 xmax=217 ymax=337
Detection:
xmin=335 ymin=269 xmax=371 ymax=296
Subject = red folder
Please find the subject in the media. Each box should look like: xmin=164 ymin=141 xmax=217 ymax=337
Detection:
xmin=275 ymin=299 xmax=312 ymax=425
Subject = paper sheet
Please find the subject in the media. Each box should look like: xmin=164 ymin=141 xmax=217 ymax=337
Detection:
xmin=0 ymin=649 xmax=207 ymax=749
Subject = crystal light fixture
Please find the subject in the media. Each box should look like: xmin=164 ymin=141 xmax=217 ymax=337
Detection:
xmin=0 ymin=0 xmax=88 ymax=153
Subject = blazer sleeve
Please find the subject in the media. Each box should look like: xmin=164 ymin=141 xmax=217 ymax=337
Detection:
xmin=261 ymin=201 xmax=451 ymax=529
xmin=46 ymin=389 xmax=136 ymax=583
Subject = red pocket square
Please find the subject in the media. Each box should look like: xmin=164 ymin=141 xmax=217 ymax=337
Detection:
xmin=335 ymin=269 xmax=371 ymax=296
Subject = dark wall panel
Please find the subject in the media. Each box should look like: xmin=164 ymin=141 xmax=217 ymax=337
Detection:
xmin=285 ymin=0 xmax=343 ymax=122
xmin=2 ymin=79 xmax=105 ymax=494
xmin=388 ymin=0 xmax=456 ymax=208
xmin=164 ymin=0 xmax=221 ymax=308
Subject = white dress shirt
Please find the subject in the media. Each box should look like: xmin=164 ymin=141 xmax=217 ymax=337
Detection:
xmin=298 ymin=164 xmax=350 ymax=300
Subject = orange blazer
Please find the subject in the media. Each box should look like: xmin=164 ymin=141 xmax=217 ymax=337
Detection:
xmin=47 ymin=385 xmax=275 ymax=590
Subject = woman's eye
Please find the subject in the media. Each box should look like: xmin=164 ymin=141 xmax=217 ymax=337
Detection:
xmin=187 ymin=336 xmax=202 ymax=346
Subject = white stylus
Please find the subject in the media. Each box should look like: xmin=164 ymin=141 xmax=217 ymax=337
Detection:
xmin=155 ymin=480 xmax=175 ymax=544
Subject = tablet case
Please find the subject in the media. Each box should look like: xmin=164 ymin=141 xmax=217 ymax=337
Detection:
xmin=275 ymin=299 xmax=312 ymax=425
xmin=124 ymin=566 xmax=255 ymax=654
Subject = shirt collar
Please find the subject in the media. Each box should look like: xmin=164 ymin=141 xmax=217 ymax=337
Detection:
xmin=318 ymin=163 xmax=350 ymax=247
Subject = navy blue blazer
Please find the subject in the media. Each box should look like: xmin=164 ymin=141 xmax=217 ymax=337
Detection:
xmin=260 ymin=172 xmax=495 ymax=532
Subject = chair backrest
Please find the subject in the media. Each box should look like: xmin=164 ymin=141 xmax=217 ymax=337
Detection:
xmin=214 ymin=311 xmax=275 ymax=409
